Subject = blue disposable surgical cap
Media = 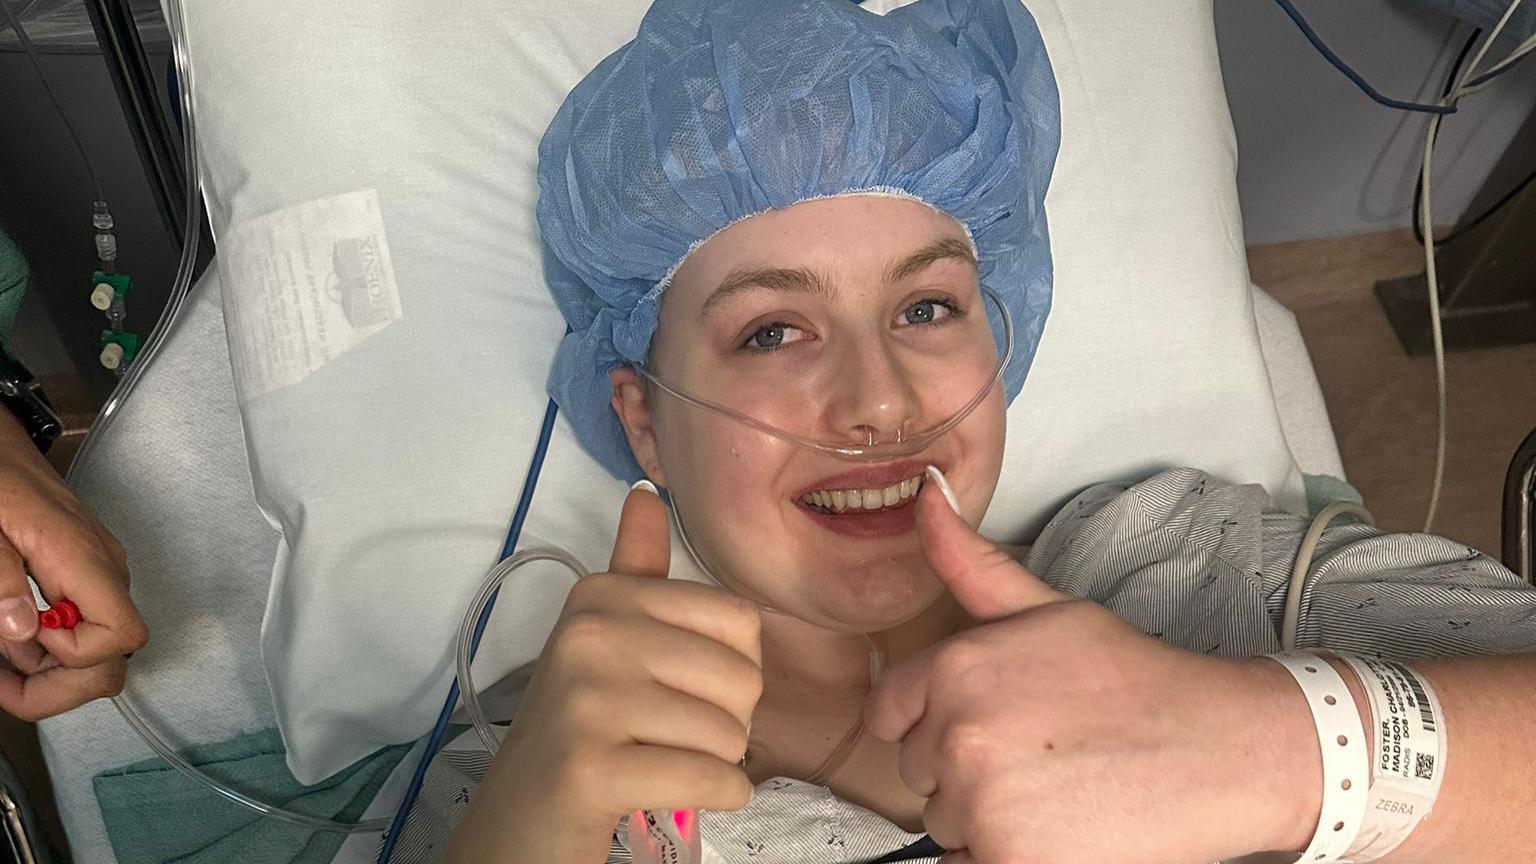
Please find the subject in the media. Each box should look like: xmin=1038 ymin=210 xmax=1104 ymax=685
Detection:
xmin=537 ymin=0 xmax=1061 ymax=481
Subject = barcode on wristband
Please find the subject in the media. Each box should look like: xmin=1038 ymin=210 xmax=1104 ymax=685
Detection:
xmin=1392 ymin=661 xmax=1437 ymax=733
xmin=1415 ymin=753 xmax=1435 ymax=780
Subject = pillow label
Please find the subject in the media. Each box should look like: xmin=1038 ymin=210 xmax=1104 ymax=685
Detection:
xmin=220 ymin=189 xmax=403 ymax=402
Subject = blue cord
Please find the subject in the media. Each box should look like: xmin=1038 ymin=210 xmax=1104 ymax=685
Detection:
xmin=1272 ymin=0 xmax=1456 ymax=115
xmin=376 ymin=397 xmax=562 ymax=863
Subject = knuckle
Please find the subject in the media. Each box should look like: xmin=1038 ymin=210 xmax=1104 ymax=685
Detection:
xmin=563 ymin=684 xmax=611 ymax=727
xmin=923 ymin=800 xmax=963 ymax=850
xmin=553 ymin=611 xmax=611 ymax=658
xmin=938 ymin=722 xmax=992 ymax=768
xmin=716 ymin=719 xmax=751 ymax=763
xmin=563 ymin=574 xmax=607 ymax=608
xmin=933 ymin=639 xmax=985 ymax=682
xmin=738 ymin=663 xmax=764 ymax=704
xmin=731 ymin=597 xmax=762 ymax=634
xmin=556 ymin=747 xmax=606 ymax=808
xmin=97 ymin=662 xmax=128 ymax=697
xmin=103 ymin=535 xmax=129 ymax=570
xmin=119 ymin=619 xmax=149 ymax=652
xmin=710 ymin=767 xmax=754 ymax=811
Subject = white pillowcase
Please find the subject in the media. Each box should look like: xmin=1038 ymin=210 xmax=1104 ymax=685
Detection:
xmin=184 ymin=0 xmax=1303 ymax=782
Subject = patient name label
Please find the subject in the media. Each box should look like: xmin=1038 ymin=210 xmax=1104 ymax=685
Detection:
xmin=221 ymin=189 xmax=403 ymax=401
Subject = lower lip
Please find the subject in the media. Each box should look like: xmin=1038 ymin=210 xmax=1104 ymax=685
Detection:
xmin=797 ymin=496 xmax=919 ymax=539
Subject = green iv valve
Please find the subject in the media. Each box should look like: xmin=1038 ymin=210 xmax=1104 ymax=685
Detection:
xmin=98 ymin=331 xmax=140 ymax=372
xmin=90 ymin=202 xmax=139 ymax=373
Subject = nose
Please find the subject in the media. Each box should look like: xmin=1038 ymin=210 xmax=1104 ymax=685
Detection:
xmin=823 ymin=339 xmax=921 ymax=448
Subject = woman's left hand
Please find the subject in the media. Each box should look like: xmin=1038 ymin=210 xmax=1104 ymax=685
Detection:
xmin=864 ymin=482 xmax=1324 ymax=864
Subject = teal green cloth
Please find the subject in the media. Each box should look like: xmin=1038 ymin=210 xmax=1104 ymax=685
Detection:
xmin=94 ymin=729 xmax=408 ymax=864
xmin=0 ymin=227 xmax=27 ymax=344
xmin=1302 ymin=472 xmax=1365 ymax=518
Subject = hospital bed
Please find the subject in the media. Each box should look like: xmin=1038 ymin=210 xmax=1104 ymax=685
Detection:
xmin=33 ymin=0 xmax=1355 ymax=862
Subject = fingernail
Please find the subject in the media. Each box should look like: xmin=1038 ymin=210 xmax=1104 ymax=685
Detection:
xmin=924 ymin=465 xmax=961 ymax=515
xmin=631 ymin=478 xmax=659 ymax=496
xmin=0 ymin=597 xmax=38 ymax=641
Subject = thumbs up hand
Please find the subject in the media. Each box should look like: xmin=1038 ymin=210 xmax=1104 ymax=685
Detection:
xmin=864 ymin=469 xmax=1322 ymax=864
xmin=447 ymin=482 xmax=763 ymax=864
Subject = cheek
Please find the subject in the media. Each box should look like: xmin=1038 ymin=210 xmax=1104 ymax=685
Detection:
xmin=653 ymin=410 xmax=798 ymax=547
xmin=957 ymin=392 xmax=1007 ymax=511
xmin=656 ymin=410 xmax=777 ymax=495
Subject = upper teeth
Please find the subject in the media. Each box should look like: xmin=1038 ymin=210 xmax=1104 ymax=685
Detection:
xmin=803 ymin=475 xmax=923 ymax=513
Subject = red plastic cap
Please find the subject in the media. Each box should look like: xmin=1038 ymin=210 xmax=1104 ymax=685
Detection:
xmin=39 ymin=599 xmax=81 ymax=630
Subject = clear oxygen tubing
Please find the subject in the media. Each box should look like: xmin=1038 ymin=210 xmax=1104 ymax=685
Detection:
xmin=455 ymin=547 xmax=589 ymax=755
xmin=1280 ymin=501 xmax=1376 ymax=653
xmin=634 ymin=287 xmax=1014 ymax=462
xmin=76 ymin=0 xmax=395 ymax=835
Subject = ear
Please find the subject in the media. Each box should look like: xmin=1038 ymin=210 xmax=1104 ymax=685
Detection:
xmin=610 ymin=366 xmax=667 ymax=487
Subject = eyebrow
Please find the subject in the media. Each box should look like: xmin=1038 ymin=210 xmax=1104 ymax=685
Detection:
xmin=702 ymin=266 xmax=833 ymax=313
xmin=700 ymin=236 xmax=978 ymax=314
xmin=885 ymin=237 xmax=978 ymax=284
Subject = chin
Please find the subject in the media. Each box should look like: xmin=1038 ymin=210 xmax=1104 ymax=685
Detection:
xmin=792 ymin=551 xmax=941 ymax=632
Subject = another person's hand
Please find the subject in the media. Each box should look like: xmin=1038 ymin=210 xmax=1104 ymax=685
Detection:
xmin=865 ymin=479 xmax=1322 ymax=864
xmin=0 ymin=414 xmax=147 ymax=721
xmin=445 ymin=483 xmax=763 ymax=864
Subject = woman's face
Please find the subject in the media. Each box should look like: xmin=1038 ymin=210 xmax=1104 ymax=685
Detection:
xmin=612 ymin=195 xmax=1006 ymax=633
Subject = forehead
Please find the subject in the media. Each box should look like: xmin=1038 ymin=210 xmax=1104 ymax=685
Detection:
xmin=666 ymin=195 xmax=974 ymax=309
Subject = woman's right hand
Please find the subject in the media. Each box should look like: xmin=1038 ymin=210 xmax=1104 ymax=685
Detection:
xmin=446 ymin=484 xmax=763 ymax=864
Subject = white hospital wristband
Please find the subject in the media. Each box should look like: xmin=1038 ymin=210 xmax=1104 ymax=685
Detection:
xmin=1335 ymin=655 xmax=1446 ymax=863
xmin=1266 ymin=652 xmax=1370 ymax=863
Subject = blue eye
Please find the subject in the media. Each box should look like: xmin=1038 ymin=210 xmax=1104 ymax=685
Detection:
xmin=743 ymin=322 xmax=808 ymax=351
xmin=900 ymin=298 xmax=957 ymax=327
xmin=750 ymin=324 xmax=786 ymax=349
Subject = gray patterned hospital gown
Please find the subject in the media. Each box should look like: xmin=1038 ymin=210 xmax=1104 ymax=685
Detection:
xmin=388 ymin=468 xmax=1536 ymax=863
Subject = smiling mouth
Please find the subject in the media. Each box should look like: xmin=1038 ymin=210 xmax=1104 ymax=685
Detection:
xmin=800 ymin=472 xmax=925 ymax=515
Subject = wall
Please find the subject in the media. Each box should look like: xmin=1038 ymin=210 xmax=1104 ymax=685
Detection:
xmin=1215 ymin=0 xmax=1536 ymax=244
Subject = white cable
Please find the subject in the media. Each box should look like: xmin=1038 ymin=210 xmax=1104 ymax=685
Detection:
xmin=1418 ymin=115 xmax=1450 ymax=536
xmin=1413 ymin=0 xmax=1526 ymax=534
xmin=1282 ymin=501 xmax=1376 ymax=651
xmin=1453 ymin=32 xmax=1536 ymax=98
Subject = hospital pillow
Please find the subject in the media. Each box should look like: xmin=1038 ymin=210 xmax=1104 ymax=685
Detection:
xmin=185 ymin=0 xmax=1305 ymax=782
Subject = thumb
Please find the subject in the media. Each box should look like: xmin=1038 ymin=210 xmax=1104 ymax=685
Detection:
xmin=608 ymin=480 xmax=671 ymax=580
xmin=0 ymin=538 xmax=38 ymax=641
xmin=918 ymin=466 xmax=1062 ymax=622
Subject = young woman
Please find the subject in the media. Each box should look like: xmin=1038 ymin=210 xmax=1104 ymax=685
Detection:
xmin=435 ymin=2 xmax=1536 ymax=862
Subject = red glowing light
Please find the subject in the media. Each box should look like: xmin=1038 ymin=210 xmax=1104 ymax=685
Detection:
xmin=672 ymin=808 xmax=695 ymax=840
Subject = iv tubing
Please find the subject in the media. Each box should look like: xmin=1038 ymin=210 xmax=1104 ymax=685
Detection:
xmin=456 ymin=548 xmax=589 ymax=755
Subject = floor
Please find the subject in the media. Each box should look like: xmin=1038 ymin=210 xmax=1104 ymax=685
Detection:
xmin=1247 ymin=229 xmax=1536 ymax=559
